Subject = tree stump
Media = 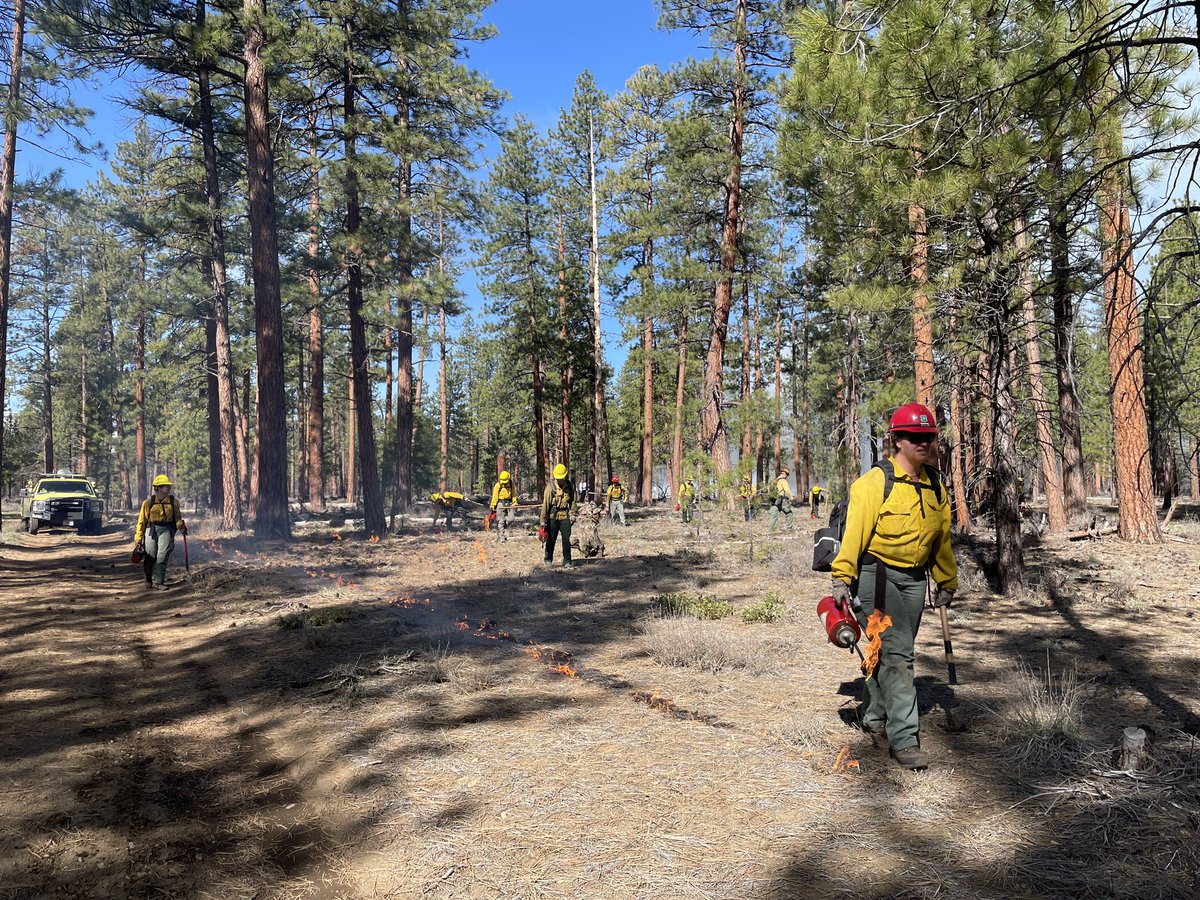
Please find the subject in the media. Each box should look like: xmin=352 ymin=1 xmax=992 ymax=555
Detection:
xmin=1120 ymin=726 xmax=1147 ymax=772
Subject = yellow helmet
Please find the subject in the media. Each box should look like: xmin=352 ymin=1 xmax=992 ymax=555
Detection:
xmin=152 ymin=474 xmax=172 ymax=488
xmin=499 ymin=470 xmax=511 ymax=483
xmin=553 ymin=463 xmax=568 ymax=479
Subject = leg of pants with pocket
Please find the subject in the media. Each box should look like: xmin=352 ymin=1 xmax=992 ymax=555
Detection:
xmin=145 ymin=522 xmax=176 ymax=586
xmin=856 ymin=559 xmax=927 ymax=751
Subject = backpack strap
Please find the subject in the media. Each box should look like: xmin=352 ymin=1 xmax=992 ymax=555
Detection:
xmin=874 ymin=460 xmax=942 ymax=504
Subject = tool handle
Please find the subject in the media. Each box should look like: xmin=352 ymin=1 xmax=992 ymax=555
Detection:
xmin=937 ymin=604 xmax=957 ymax=685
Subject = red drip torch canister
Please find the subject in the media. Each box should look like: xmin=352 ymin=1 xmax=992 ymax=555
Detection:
xmin=817 ymin=595 xmax=861 ymax=648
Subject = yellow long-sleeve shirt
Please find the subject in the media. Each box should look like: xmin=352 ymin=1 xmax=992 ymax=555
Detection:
xmin=134 ymin=494 xmax=185 ymax=543
xmin=490 ymin=481 xmax=517 ymax=509
xmin=831 ymin=459 xmax=957 ymax=591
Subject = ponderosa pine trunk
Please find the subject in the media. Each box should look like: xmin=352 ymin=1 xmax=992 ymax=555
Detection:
xmin=740 ymin=269 xmax=752 ymax=462
xmin=199 ymin=20 xmax=243 ymax=529
xmin=1015 ymin=216 xmax=1066 ymax=531
xmin=305 ymin=102 xmax=325 ymax=512
xmin=639 ymin=224 xmax=654 ymax=505
xmin=244 ymin=0 xmax=291 ymax=538
xmin=393 ymin=158 xmax=415 ymax=515
xmin=588 ymin=111 xmax=609 ymax=495
xmin=697 ymin=0 xmax=746 ymax=485
xmin=344 ymin=369 xmax=355 ymax=503
xmin=910 ymin=200 xmax=935 ymax=413
xmin=342 ymin=30 xmax=385 ymax=537
xmin=1050 ymin=144 xmax=1088 ymax=520
xmin=1101 ymin=177 xmax=1161 ymax=543
xmin=204 ymin=299 xmax=221 ymax=508
xmin=0 ymin=0 xmax=23 ymax=528
xmin=671 ymin=317 xmax=688 ymax=498
xmin=558 ymin=213 xmax=572 ymax=468
xmin=41 ymin=263 xmax=54 ymax=470
xmin=135 ymin=260 xmax=146 ymax=498
xmin=948 ymin=296 xmax=972 ymax=530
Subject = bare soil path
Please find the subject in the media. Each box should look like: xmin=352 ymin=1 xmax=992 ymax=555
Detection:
xmin=2 ymin=508 xmax=1198 ymax=899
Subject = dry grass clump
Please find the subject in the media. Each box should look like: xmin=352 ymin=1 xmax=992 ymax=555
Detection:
xmin=995 ymin=659 xmax=1088 ymax=771
xmin=641 ymin=615 xmax=767 ymax=673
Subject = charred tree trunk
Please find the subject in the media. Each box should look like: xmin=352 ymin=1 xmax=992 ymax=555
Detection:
xmin=243 ymin=0 xmax=291 ymax=538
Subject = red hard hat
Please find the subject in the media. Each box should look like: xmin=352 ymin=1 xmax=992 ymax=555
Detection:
xmin=611 ymin=476 xmax=620 ymax=484
xmin=889 ymin=402 xmax=939 ymax=434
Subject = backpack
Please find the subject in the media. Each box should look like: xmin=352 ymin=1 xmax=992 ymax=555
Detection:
xmin=811 ymin=462 xmax=943 ymax=572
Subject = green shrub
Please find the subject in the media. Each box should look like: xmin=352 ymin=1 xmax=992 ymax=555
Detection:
xmin=652 ymin=591 xmax=732 ymax=620
xmin=741 ymin=592 xmax=785 ymax=623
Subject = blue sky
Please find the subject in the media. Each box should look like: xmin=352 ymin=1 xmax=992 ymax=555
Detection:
xmin=17 ymin=0 xmax=708 ymax=375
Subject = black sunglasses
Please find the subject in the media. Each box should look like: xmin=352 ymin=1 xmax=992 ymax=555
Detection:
xmin=896 ymin=432 xmax=935 ymax=444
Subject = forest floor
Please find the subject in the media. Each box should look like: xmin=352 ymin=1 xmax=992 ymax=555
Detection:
xmin=1 ymin=498 xmax=1199 ymax=900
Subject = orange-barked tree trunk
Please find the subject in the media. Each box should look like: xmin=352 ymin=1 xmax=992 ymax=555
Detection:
xmin=1101 ymin=174 xmax=1161 ymax=543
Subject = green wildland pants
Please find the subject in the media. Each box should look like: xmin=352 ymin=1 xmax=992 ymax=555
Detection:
xmin=855 ymin=557 xmax=927 ymax=751
xmin=768 ymin=498 xmax=793 ymax=531
xmin=545 ymin=517 xmax=572 ymax=564
xmin=143 ymin=522 xmax=176 ymax=585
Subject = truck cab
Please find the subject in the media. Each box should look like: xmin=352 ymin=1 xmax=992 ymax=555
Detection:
xmin=19 ymin=473 xmax=106 ymax=535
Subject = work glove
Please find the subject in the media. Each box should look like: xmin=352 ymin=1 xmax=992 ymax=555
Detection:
xmin=538 ymin=525 xmax=548 ymax=543
xmin=135 ymin=542 xmax=145 ymax=554
xmin=831 ymin=580 xmax=852 ymax=608
xmin=933 ymin=587 xmax=955 ymax=608
xmin=179 ymin=524 xmax=188 ymax=536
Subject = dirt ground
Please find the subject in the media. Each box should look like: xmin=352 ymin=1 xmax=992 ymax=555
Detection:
xmin=2 ymin=500 xmax=1199 ymax=899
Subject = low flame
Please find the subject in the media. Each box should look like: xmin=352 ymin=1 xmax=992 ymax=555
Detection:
xmin=332 ymin=533 xmax=342 ymax=541
xmin=474 ymin=540 xmax=488 ymax=565
xmin=369 ymin=534 xmax=381 ymax=544
xmin=552 ymin=663 xmax=577 ymax=677
xmin=860 ymin=610 xmax=893 ymax=677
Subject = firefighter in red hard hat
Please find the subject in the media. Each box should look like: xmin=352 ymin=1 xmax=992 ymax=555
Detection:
xmin=605 ymin=475 xmax=627 ymax=526
xmin=830 ymin=402 xmax=957 ymax=770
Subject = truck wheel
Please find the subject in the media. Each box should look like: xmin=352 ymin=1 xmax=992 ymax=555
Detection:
xmin=28 ymin=517 xmax=40 ymax=535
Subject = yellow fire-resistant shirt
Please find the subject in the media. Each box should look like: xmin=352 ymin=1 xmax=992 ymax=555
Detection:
xmin=831 ymin=459 xmax=958 ymax=591
xmin=606 ymin=484 xmax=627 ymax=502
xmin=135 ymin=494 xmax=185 ymax=543
xmin=490 ymin=481 xmax=517 ymax=509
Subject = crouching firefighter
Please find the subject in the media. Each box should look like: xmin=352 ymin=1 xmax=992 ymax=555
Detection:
xmin=830 ymin=402 xmax=957 ymax=770
xmin=134 ymin=474 xmax=188 ymax=589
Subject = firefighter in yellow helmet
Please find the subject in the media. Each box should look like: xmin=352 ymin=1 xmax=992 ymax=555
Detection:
xmin=134 ymin=474 xmax=187 ymax=589
xmin=739 ymin=475 xmax=757 ymax=522
xmin=769 ymin=468 xmax=795 ymax=532
xmin=810 ymin=484 xmax=827 ymax=519
xmin=489 ymin=470 xmax=518 ymax=542
xmin=677 ymin=477 xmax=696 ymax=523
xmin=431 ymin=490 xmax=465 ymax=529
xmin=541 ymin=463 xmax=577 ymax=565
